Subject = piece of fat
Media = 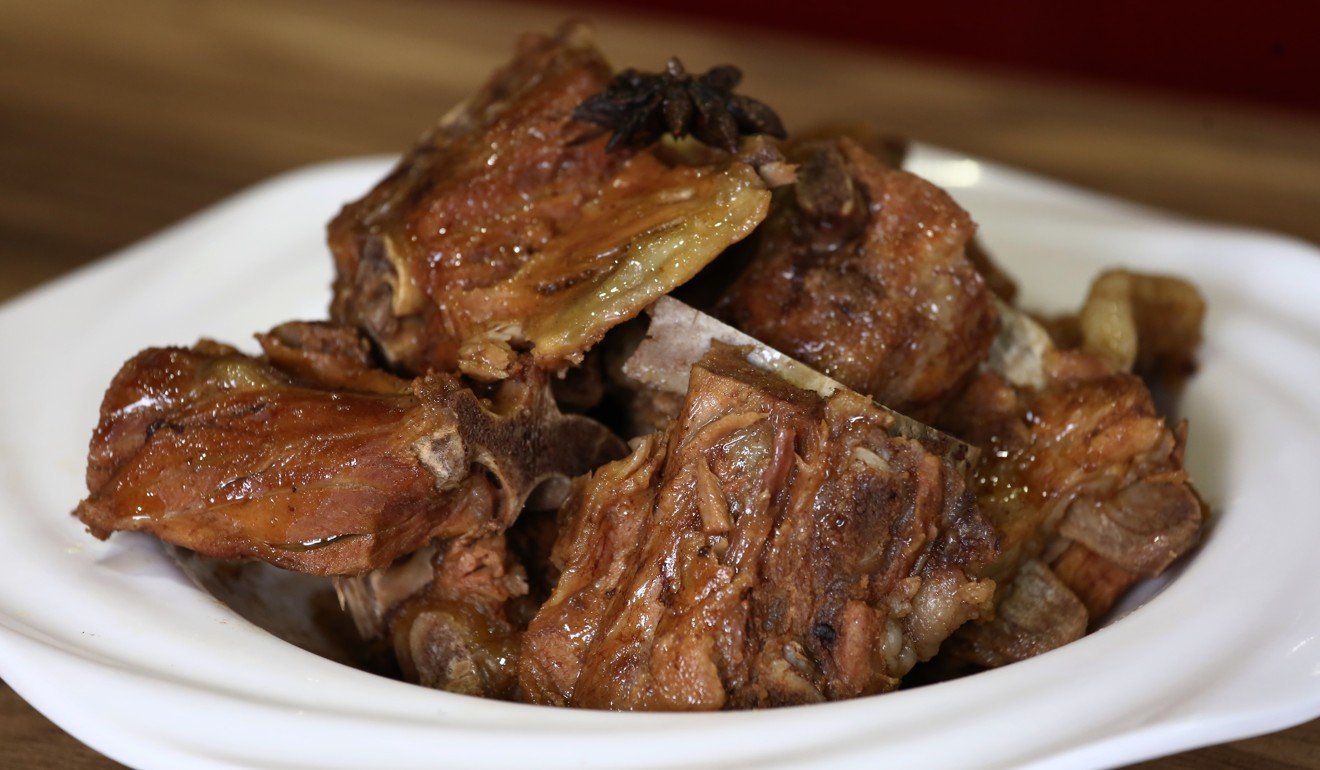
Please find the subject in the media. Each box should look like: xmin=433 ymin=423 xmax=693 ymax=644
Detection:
xmin=986 ymin=299 xmax=1053 ymax=389
xmin=623 ymin=296 xmax=976 ymax=471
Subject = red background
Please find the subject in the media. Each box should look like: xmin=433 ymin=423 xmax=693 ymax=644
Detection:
xmin=539 ymin=0 xmax=1320 ymax=115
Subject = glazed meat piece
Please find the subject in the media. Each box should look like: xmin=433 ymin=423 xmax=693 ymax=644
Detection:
xmin=935 ymin=307 xmax=1204 ymax=667
xmin=519 ymin=344 xmax=997 ymax=709
xmin=74 ymin=325 xmax=624 ymax=575
xmin=717 ymin=136 xmax=997 ymax=417
xmin=328 ymin=23 xmax=769 ymax=380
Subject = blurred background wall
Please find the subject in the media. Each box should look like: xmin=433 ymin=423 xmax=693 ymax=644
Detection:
xmin=2 ymin=0 xmax=1318 ymax=300
xmin=530 ymin=0 xmax=1320 ymax=116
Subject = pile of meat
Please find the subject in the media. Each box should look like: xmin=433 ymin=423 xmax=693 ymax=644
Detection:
xmin=73 ymin=23 xmax=1206 ymax=710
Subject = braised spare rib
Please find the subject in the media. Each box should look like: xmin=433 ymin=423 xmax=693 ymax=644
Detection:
xmin=705 ymin=125 xmax=1205 ymax=669
xmin=74 ymin=322 xmax=624 ymax=576
xmin=717 ymin=136 xmax=998 ymax=419
xmin=328 ymin=23 xmax=771 ymax=381
xmin=519 ymin=329 xmax=997 ymax=708
xmin=933 ymin=303 xmax=1204 ymax=667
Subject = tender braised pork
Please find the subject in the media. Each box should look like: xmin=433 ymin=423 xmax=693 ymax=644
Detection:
xmin=717 ymin=137 xmax=998 ymax=417
xmin=935 ymin=307 xmax=1204 ymax=667
xmin=519 ymin=344 xmax=997 ymax=709
xmin=328 ymin=23 xmax=769 ymax=380
xmin=74 ymin=324 xmax=624 ymax=576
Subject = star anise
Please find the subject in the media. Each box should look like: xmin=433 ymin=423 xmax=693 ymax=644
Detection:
xmin=573 ymin=58 xmax=787 ymax=153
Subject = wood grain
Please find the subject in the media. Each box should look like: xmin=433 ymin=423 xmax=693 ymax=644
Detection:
xmin=0 ymin=1 xmax=1316 ymax=768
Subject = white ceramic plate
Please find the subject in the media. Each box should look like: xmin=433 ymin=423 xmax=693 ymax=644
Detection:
xmin=1 ymin=146 xmax=1318 ymax=770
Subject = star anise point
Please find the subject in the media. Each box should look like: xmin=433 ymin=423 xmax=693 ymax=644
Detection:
xmin=573 ymin=57 xmax=787 ymax=153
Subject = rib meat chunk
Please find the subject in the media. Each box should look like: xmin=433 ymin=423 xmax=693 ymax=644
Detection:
xmin=74 ymin=325 xmax=624 ymax=575
xmin=717 ymin=137 xmax=997 ymax=417
xmin=935 ymin=307 xmax=1204 ymax=666
xmin=519 ymin=344 xmax=996 ymax=709
xmin=328 ymin=23 xmax=769 ymax=379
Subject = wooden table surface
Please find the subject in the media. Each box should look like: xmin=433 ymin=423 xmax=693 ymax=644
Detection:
xmin=1 ymin=1 xmax=1317 ymax=767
